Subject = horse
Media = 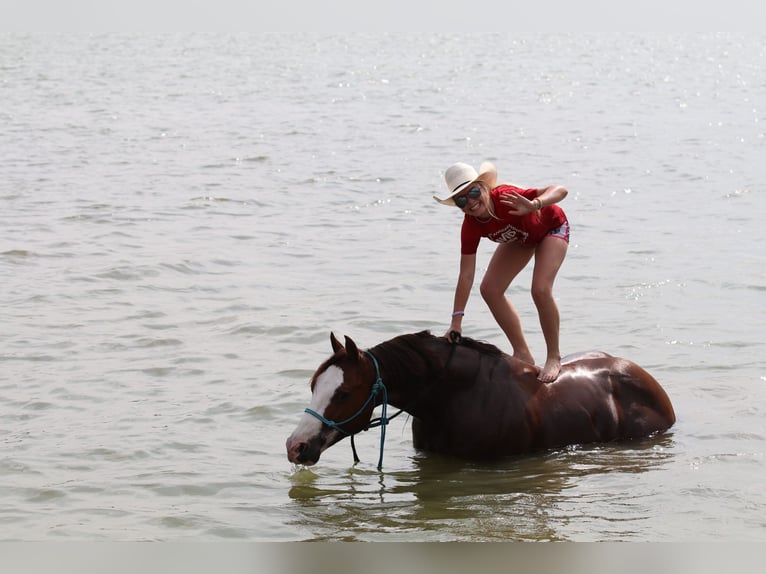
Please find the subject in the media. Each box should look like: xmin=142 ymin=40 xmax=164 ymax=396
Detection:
xmin=286 ymin=331 xmax=675 ymax=468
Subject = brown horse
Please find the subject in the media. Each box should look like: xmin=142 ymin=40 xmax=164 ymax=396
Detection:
xmin=286 ymin=331 xmax=675 ymax=468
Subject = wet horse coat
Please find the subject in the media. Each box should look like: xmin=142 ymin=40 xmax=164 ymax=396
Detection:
xmin=286 ymin=331 xmax=675 ymax=466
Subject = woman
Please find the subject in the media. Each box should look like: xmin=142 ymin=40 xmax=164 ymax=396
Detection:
xmin=433 ymin=161 xmax=569 ymax=382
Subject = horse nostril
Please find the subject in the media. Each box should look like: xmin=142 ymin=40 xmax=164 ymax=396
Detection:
xmin=286 ymin=437 xmax=307 ymax=463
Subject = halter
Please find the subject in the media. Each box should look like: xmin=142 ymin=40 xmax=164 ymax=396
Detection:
xmin=303 ymin=350 xmax=394 ymax=470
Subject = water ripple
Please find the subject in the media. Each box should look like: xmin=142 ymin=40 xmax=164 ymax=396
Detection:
xmin=1 ymin=32 xmax=764 ymax=543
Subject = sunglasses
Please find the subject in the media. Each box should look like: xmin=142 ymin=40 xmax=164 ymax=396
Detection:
xmin=454 ymin=186 xmax=482 ymax=208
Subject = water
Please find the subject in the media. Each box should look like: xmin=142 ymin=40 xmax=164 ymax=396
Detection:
xmin=1 ymin=33 xmax=764 ymax=542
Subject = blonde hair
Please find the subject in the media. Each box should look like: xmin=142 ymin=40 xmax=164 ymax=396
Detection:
xmin=476 ymin=180 xmax=500 ymax=220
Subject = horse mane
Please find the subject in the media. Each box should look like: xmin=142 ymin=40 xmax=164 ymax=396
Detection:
xmin=384 ymin=330 xmax=504 ymax=356
xmin=367 ymin=331 xmax=439 ymax=382
xmin=367 ymin=330 xmax=505 ymax=385
xmin=447 ymin=332 xmax=505 ymax=358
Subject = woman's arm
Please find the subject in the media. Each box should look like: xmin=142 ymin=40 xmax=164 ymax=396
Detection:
xmin=500 ymin=184 xmax=568 ymax=215
xmin=534 ymin=185 xmax=568 ymax=208
xmin=446 ymin=253 xmax=476 ymax=338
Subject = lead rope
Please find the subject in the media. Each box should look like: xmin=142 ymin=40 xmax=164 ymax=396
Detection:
xmin=349 ymin=385 xmax=389 ymax=469
xmin=363 ymin=351 xmax=388 ymax=471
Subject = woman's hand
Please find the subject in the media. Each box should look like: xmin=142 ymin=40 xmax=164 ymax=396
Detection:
xmin=499 ymin=191 xmax=538 ymax=215
xmin=444 ymin=328 xmax=462 ymax=344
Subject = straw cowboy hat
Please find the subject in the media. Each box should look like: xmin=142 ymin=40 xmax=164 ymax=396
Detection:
xmin=432 ymin=161 xmax=498 ymax=206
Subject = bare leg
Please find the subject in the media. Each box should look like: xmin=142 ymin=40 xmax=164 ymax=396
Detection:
xmin=480 ymin=243 xmax=536 ymax=365
xmin=531 ymin=235 xmax=568 ymax=382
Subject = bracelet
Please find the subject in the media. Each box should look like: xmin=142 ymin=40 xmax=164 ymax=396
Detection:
xmin=451 ymin=310 xmax=465 ymax=317
xmin=535 ymin=198 xmax=543 ymax=210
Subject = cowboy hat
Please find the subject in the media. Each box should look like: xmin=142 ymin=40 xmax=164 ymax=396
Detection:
xmin=432 ymin=161 xmax=498 ymax=206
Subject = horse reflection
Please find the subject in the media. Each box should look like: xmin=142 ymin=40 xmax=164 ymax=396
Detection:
xmin=286 ymin=331 xmax=675 ymax=467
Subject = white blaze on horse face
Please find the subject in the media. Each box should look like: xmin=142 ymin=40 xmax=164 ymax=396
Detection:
xmin=292 ymin=365 xmax=345 ymax=439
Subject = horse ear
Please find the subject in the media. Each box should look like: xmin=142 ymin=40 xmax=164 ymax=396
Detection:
xmin=344 ymin=336 xmax=360 ymax=362
xmin=330 ymin=332 xmax=344 ymax=353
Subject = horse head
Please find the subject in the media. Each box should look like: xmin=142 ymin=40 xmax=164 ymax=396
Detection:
xmin=286 ymin=333 xmax=380 ymax=466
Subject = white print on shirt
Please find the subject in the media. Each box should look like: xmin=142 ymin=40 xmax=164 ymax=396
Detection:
xmin=489 ymin=224 xmax=529 ymax=244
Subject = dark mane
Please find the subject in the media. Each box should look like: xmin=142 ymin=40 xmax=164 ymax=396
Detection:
xmin=367 ymin=330 xmax=505 ymax=386
xmin=403 ymin=330 xmax=505 ymax=357
xmin=367 ymin=331 xmax=439 ymax=386
xmin=448 ymin=333 xmax=505 ymax=358
xmin=383 ymin=330 xmax=505 ymax=357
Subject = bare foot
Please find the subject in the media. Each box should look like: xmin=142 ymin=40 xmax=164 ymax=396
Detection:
xmin=538 ymin=357 xmax=561 ymax=383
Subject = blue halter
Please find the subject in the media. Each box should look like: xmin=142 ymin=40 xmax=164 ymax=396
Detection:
xmin=304 ymin=351 xmax=389 ymax=470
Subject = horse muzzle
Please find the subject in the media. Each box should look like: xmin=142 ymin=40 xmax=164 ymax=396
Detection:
xmin=286 ymin=435 xmax=320 ymax=466
xmin=286 ymin=428 xmax=343 ymax=466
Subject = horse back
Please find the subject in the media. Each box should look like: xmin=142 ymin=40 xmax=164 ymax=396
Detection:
xmin=413 ymin=335 xmax=675 ymax=459
xmin=542 ymin=355 xmax=676 ymax=445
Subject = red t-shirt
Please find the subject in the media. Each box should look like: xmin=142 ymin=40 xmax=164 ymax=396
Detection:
xmin=460 ymin=185 xmax=568 ymax=254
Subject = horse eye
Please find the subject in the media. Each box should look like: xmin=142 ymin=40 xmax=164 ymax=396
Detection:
xmin=335 ymin=390 xmax=350 ymax=401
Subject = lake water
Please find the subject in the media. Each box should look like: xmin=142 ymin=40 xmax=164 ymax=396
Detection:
xmin=1 ymin=33 xmax=764 ymax=542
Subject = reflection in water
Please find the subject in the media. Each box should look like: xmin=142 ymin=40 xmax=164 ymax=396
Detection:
xmin=287 ymin=434 xmax=675 ymax=541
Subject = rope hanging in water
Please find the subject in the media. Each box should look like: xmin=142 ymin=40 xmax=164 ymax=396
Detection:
xmin=361 ymin=351 xmax=389 ymax=470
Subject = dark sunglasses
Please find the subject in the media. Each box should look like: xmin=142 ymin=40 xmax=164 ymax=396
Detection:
xmin=454 ymin=186 xmax=482 ymax=208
